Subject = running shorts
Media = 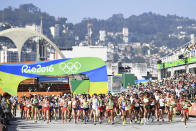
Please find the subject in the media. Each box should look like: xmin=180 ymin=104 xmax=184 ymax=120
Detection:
xmin=107 ymin=109 xmax=113 ymax=111
xmin=44 ymin=107 xmax=50 ymax=111
xmin=98 ymin=107 xmax=104 ymax=111
xmin=62 ymin=107 xmax=67 ymax=112
xmin=183 ymin=109 xmax=189 ymax=114
xmin=159 ymin=106 xmax=165 ymax=110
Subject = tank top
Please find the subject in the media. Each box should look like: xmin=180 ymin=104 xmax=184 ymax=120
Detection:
xmin=92 ymin=98 xmax=98 ymax=109
xmin=144 ymin=98 xmax=149 ymax=103
xmin=182 ymin=101 xmax=189 ymax=109
xmin=125 ymin=100 xmax=131 ymax=110
xmin=107 ymin=99 xmax=113 ymax=109
xmin=44 ymin=101 xmax=49 ymax=107
xmin=72 ymin=100 xmax=77 ymax=108
xmin=63 ymin=101 xmax=67 ymax=107
xmin=151 ymin=100 xmax=155 ymax=106
xmin=82 ymin=101 xmax=89 ymax=108
xmin=98 ymin=100 xmax=103 ymax=107
xmin=121 ymin=100 xmax=126 ymax=108
xmin=134 ymin=99 xmax=140 ymax=107
xmin=170 ymin=99 xmax=176 ymax=106
xmin=26 ymin=101 xmax=31 ymax=107
xmin=159 ymin=98 xmax=165 ymax=107
xmin=33 ymin=98 xmax=38 ymax=104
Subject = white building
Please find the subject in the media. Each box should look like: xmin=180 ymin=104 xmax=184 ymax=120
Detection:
xmin=122 ymin=27 xmax=129 ymax=43
xmin=121 ymin=63 xmax=147 ymax=80
xmin=190 ymin=34 xmax=195 ymax=44
xmin=99 ymin=30 xmax=106 ymax=41
xmin=106 ymin=61 xmax=148 ymax=80
xmin=0 ymin=46 xmax=18 ymax=63
xmin=50 ymin=24 xmax=60 ymax=38
xmin=58 ymin=46 xmax=108 ymax=61
xmin=25 ymin=24 xmax=41 ymax=33
xmin=132 ymin=42 xmax=141 ymax=48
xmin=122 ymin=27 xmax=128 ymax=37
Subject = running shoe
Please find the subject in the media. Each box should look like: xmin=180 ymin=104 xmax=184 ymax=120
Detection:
xmin=114 ymin=116 xmax=117 ymax=120
xmin=141 ymin=119 xmax=144 ymax=124
xmin=123 ymin=120 xmax=126 ymax=125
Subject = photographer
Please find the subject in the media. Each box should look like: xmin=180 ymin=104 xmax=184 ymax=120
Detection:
xmin=0 ymin=92 xmax=12 ymax=130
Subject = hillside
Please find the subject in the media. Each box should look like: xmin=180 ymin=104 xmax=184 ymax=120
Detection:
xmin=0 ymin=4 xmax=196 ymax=60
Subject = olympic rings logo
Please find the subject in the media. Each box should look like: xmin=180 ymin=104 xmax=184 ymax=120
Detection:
xmin=59 ymin=62 xmax=82 ymax=74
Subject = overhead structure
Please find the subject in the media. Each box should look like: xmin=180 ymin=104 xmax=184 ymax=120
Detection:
xmin=0 ymin=57 xmax=108 ymax=96
xmin=0 ymin=28 xmax=65 ymax=62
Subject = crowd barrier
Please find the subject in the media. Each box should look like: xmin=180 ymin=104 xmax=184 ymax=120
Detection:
xmin=189 ymin=102 xmax=196 ymax=116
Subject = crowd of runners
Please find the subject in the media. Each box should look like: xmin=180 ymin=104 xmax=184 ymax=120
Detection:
xmin=3 ymin=73 xmax=196 ymax=128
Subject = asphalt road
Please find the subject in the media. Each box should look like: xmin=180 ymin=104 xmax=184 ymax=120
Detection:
xmin=8 ymin=112 xmax=196 ymax=131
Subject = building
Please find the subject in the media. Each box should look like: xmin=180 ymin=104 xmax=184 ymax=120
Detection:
xmin=0 ymin=46 xmax=18 ymax=63
xmin=121 ymin=63 xmax=147 ymax=80
xmin=106 ymin=61 xmax=148 ymax=80
xmin=25 ymin=24 xmax=41 ymax=33
xmin=59 ymin=46 xmax=108 ymax=61
xmin=99 ymin=30 xmax=106 ymax=41
xmin=122 ymin=27 xmax=129 ymax=43
xmin=50 ymin=24 xmax=60 ymax=38
xmin=158 ymin=42 xmax=196 ymax=79
xmin=190 ymin=34 xmax=195 ymax=44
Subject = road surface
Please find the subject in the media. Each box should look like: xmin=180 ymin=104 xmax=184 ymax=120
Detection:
xmin=8 ymin=112 xmax=196 ymax=131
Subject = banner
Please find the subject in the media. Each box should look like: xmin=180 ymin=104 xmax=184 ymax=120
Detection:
xmin=0 ymin=57 xmax=108 ymax=96
xmin=112 ymin=74 xmax=122 ymax=92
xmin=71 ymin=80 xmax=89 ymax=94
xmin=189 ymin=103 xmax=196 ymax=116
xmin=122 ymin=74 xmax=135 ymax=88
xmin=158 ymin=56 xmax=196 ymax=69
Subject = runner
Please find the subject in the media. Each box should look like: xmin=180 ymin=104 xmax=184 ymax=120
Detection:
xmin=143 ymin=92 xmax=150 ymax=124
xmin=81 ymin=96 xmax=89 ymax=124
xmin=105 ymin=93 xmax=114 ymax=124
xmin=43 ymin=96 xmax=50 ymax=123
xmin=97 ymin=94 xmax=104 ymax=124
xmin=91 ymin=94 xmax=99 ymax=125
xmin=72 ymin=95 xmax=79 ymax=123
xmin=181 ymin=96 xmax=192 ymax=128
xmin=61 ymin=96 xmax=68 ymax=124
xmin=158 ymin=94 xmax=165 ymax=122
xmin=32 ymin=95 xmax=39 ymax=122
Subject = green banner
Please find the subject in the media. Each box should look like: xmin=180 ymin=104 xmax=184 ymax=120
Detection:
xmin=71 ymin=80 xmax=89 ymax=94
xmin=158 ymin=56 xmax=196 ymax=69
xmin=122 ymin=74 xmax=135 ymax=88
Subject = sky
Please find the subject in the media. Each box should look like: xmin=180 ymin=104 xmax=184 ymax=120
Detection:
xmin=0 ymin=0 xmax=196 ymax=23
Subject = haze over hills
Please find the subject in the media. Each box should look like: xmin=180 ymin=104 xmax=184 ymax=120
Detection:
xmin=0 ymin=4 xmax=196 ymax=63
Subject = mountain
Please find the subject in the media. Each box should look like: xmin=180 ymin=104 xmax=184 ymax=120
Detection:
xmin=0 ymin=4 xmax=196 ymax=56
